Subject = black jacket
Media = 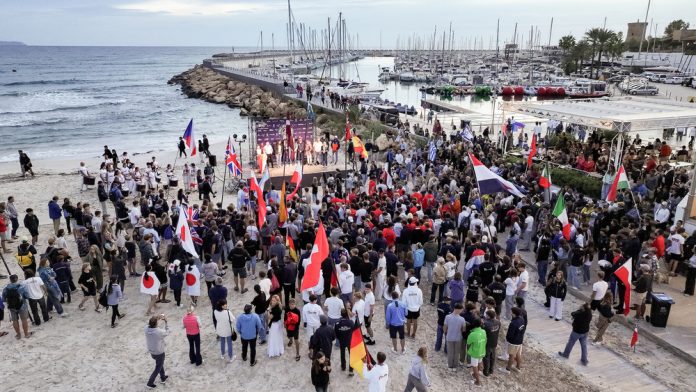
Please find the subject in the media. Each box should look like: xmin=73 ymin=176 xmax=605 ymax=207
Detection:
xmin=310 ymin=325 xmax=336 ymax=356
xmin=334 ymin=318 xmax=355 ymax=347
xmin=571 ymin=307 xmax=592 ymax=334
xmin=546 ymin=279 xmax=567 ymax=300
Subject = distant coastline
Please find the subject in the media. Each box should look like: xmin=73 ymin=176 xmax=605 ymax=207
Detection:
xmin=0 ymin=41 xmax=26 ymax=46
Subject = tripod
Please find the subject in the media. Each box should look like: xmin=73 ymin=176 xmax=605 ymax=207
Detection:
xmin=0 ymin=251 xmax=11 ymax=279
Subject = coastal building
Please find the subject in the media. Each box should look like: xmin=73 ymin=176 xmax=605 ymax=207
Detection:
xmin=625 ymin=21 xmax=649 ymax=44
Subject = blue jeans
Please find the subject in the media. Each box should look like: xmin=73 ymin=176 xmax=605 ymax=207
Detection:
xmin=568 ymin=266 xmax=581 ymax=288
xmin=435 ymin=324 xmax=444 ymax=351
xmin=582 ymin=264 xmax=591 ymax=284
xmin=46 ymin=283 xmax=64 ymax=314
xmin=561 ymin=331 xmax=588 ymax=364
xmin=537 ymin=259 xmax=548 ymax=285
xmin=147 ymin=353 xmax=166 ymax=386
xmin=219 ymin=335 xmax=233 ymax=358
xmin=256 ymin=313 xmax=267 ymax=342
xmin=425 ymin=262 xmax=434 ymax=282
xmin=247 ymin=256 xmax=257 ymax=272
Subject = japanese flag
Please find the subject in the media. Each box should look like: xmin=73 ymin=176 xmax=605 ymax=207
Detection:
xmin=176 ymin=206 xmax=199 ymax=259
xmin=140 ymin=271 xmax=160 ymax=296
xmin=185 ymin=265 xmax=201 ymax=297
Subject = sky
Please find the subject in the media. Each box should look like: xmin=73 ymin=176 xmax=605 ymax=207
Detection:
xmin=2 ymin=0 xmax=696 ymax=47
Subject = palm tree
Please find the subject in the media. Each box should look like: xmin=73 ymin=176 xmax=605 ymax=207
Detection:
xmin=593 ymin=29 xmax=616 ymax=78
xmin=558 ymin=35 xmax=576 ymax=54
xmin=584 ymin=28 xmax=601 ymax=77
xmin=571 ymin=40 xmax=591 ymax=73
xmin=606 ymin=32 xmax=625 ymax=63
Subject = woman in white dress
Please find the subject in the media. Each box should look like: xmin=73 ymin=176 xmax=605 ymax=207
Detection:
xmin=182 ymin=164 xmax=191 ymax=191
xmin=266 ymin=294 xmax=284 ymax=358
xmin=147 ymin=166 xmax=158 ymax=190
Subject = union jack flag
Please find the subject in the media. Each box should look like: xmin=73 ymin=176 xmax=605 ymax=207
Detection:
xmin=181 ymin=203 xmax=200 ymax=226
xmin=190 ymin=226 xmax=204 ymax=246
xmin=225 ymin=137 xmax=242 ymax=177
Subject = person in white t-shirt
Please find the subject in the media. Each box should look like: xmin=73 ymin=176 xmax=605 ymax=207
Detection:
xmin=667 ymin=229 xmax=686 ymax=275
xmin=324 ymin=287 xmax=344 ymax=328
xmin=338 ymin=263 xmax=355 ymax=303
xmin=301 ymin=294 xmax=324 ymax=339
xmin=363 ymin=351 xmax=389 ymax=392
xmin=363 ymin=284 xmax=376 ymax=344
xmin=515 ymin=263 xmax=529 ymax=299
xmin=22 ymin=270 xmax=50 ymax=324
xmin=590 ymin=271 xmax=609 ymax=310
xmin=519 ymin=214 xmax=534 ymax=251
xmin=401 ymin=277 xmax=423 ymax=338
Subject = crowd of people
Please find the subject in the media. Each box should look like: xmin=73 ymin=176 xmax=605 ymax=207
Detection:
xmin=1 ymin=112 xmax=694 ymax=391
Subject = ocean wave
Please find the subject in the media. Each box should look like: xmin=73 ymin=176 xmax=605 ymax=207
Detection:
xmin=0 ymin=118 xmax=67 ymax=128
xmin=0 ymin=91 xmax=29 ymax=97
xmin=1 ymin=78 xmax=88 ymax=87
xmin=0 ymin=100 xmax=124 ymax=115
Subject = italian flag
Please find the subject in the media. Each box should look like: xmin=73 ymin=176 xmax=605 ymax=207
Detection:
xmin=539 ymin=165 xmax=551 ymax=189
xmin=553 ymin=193 xmax=571 ymax=240
xmin=606 ymin=165 xmax=630 ymax=202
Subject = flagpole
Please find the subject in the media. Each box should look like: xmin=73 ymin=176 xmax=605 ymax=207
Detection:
xmin=220 ymin=136 xmax=229 ymax=207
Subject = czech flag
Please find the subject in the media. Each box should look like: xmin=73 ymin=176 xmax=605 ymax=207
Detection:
xmin=300 ymin=221 xmax=329 ymax=291
xmin=183 ymin=119 xmax=196 ymax=156
xmin=469 ymin=153 xmax=524 ymax=198
xmin=226 ymin=137 xmax=243 ymax=177
xmin=614 ymin=258 xmax=633 ymax=316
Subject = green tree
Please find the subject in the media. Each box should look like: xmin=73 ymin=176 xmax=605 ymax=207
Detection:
xmin=568 ymin=40 xmax=591 ymax=74
xmin=585 ymin=28 xmax=616 ymax=78
xmin=664 ymin=19 xmax=690 ymax=38
xmin=606 ymin=32 xmax=625 ymax=62
xmin=558 ymin=35 xmax=576 ymax=54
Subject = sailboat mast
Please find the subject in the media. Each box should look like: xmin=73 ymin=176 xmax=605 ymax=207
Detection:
xmin=638 ymin=0 xmax=651 ymax=57
xmin=287 ymin=0 xmax=294 ymax=63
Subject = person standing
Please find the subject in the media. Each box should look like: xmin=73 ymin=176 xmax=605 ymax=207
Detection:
xmin=107 ymin=275 xmax=125 ymax=327
xmin=309 ymin=315 xmax=336 ymax=360
xmin=402 ymin=277 xmax=423 ymax=338
xmin=144 ymin=314 xmax=170 ymax=388
xmin=590 ymin=271 xmax=608 ymax=310
xmin=442 ymin=302 xmax=466 ymax=369
xmin=178 ymin=137 xmax=187 ymax=158
xmin=558 ymin=302 xmax=592 ymax=366
xmin=267 ymin=294 xmax=285 ymax=358
xmin=48 ymin=196 xmax=62 ymax=236
xmin=547 ymin=271 xmax=567 ymax=321
xmin=467 ymin=318 xmax=487 ymax=387
xmin=37 ymin=258 xmax=66 ymax=318
xmin=18 ymin=150 xmax=34 ymax=177
xmin=363 ymin=351 xmax=389 ymax=392
xmin=2 ymin=274 xmax=32 ymax=339
xmin=334 ymin=308 xmax=355 ymax=376
xmin=482 ymin=309 xmax=501 ymax=377
xmin=214 ymin=299 xmax=236 ymax=362
xmin=684 ymin=249 xmax=696 ymax=296
xmin=592 ymin=292 xmax=614 ymax=345
xmin=385 ymin=291 xmax=407 ymax=354
xmin=183 ymin=305 xmax=203 ymax=366
xmin=23 ymin=208 xmax=39 ymax=245
xmin=285 ymin=298 xmax=302 ymax=361
xmin=22 ymin=269 xmax=50 ymax=325
xmin=311 ymin=351 xmax=332 ymax=392
xmin=6 ymin=196 xmax=20 ymax=240
xmin=501 ymin=307 xmax=526 ymax=373
xmin=236 ymin=304 xmax=264 ymax=366
xmin=503 ymin=270 xmax=518 ymax=320
xmin=404 ymin=347 xmax=431 ymax=392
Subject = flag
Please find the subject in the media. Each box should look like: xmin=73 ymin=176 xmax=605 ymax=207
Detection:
xmin=140 ymin=271 xmax=160 ymax=295
xmin=249 ymin=176 xmax=266 ymax=227
xmin=428 ymin=142 xmax=437 ymax=161
xmin=258 ymin=166 xmax=270 ymax=189
xmin=345 ymin=114 xmax=352 ymax=141
xmin=527 ymin=133 xmax=537 ymax=168
xmin=185 ymin=265 xmax=201 ymax=296
xmin=257 ymin=153 xmax=267 ymax=174
xmin=300 ymin=221 xmax=329 ymax=291
xmin=287 ymin=162 xmax=303 ymax=200
xmin=225 ymin=138 xmax=243 ymax=177
xmin=279 ymin=182 xmax=288 ymax=224
xmin=182 ymin=119 xmax=197 ymax=156
xmin=352 ymin=136 xmax=368 ymax=159
xmin=614 ymin=258 xmax=633 ymax=316
xmin=286 ymin=233 xmax=298 ymax=261
xmin=176 ymin=205 xmax=199 ymax=258
xmin=539 ymin=165 xmax=551 ymax=189
xmin=307 ymin=101 xmax=315 ymax=120
xmin=350 ymin=327 xmax=368 ymax=377
xmin=469 ymin=153 xmax=525 ymax=198
xmin=330 ymin=265 xmax=339 ymax=288
xmin=465 ymin=248 xmax=486 ymax=271
xmin=285 ymin=119 xmax=294 ymax=150
xmin=552 ymin=193 xmax=571 ymax=240
xmin=512 ymin=121 xmax=525 ymax=131
xmin=606 ymin=165 xmax=630 ymax=202
xmin=381 ymin=162 xmax=393 ymax=189
xmin=462 ymin=127 xmax=474 ymax=142
xmin=630 ymin=326 xmax=639 ymax=349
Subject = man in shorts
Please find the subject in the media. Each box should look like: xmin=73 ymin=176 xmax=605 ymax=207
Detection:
xmin=385 ymin=291 xmax=407 ymax=354
xmin=285 ymin=298 xmax=302 ymax=361
xmin=362 ymin=284 xmax=376 ymax=345
xmin=402 ymin=277 xmax=423 ymax=338
xmin=501 ymin=307 xmax=526 ymax=373
xmin=466 ymin=318 xmax=487 ymax=386
xmin=227 ymin=241 xmax=250 ymax=293
xmin=2 ymin=274 xmax=32 ymax=339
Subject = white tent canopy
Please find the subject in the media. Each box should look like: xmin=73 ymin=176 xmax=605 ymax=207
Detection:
xmin=505 ymin=96 xmax=696 ymax=132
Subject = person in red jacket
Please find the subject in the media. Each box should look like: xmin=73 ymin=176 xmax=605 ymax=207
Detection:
xmin=652 ymin=230 xmax=665 ymax=259
xmin=383 ymin=224 xmax=396 ymax=249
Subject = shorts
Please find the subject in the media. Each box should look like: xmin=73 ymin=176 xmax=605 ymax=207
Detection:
xmin=634 ymin=291 xmax=647 ymax=305
xmin=306 ymin=324 xmax=318 ymax=339
xmin=9 ymin=307 xmax=28 ymax=322
xmin=406 ymin=310 xmax=420 ymax=320
xmin=286 ymin=328 xmax=299 ymax=339
xmin=389 ymin=325 xmax=405 ymax=340
xmin=363 ymin=316 xmax=372 ymax=329
xmin=160 ymin=282 xmax=168 ymax=289
xmin=233 ymin=267 xmax=247 ymax=278
xmin=470 ymin=357 xmax=482 ymax=367
xmin=508 ymin=343 xmax=522 ymax=356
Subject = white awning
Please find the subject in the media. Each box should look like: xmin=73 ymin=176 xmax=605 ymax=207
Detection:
xmin=505 ymin=97 xmax=696 ymax=132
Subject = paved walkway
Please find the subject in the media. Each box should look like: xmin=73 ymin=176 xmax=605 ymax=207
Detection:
xmin=523 ymin=292 xmax=672 ymax=392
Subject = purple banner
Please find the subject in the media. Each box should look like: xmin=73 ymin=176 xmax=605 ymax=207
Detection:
xmin=255 ymin=119 xmax=314 ymax=146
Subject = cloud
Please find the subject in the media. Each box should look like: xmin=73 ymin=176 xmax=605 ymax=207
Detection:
xmin=114 ymin=0 xmax=274 ymax=16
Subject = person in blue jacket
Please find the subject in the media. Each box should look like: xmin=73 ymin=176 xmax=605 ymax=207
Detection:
xmin=236 ymin=304 xmax=264 ymax=367
xmin=48 ymin=196 xmax=62 ymax=236
xmin=385 ymin=291 xmax=407 ymax=354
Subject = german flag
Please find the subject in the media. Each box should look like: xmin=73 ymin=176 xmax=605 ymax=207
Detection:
xmin=349 ymin=327 xmax=367 ymax=377
xmin=286 ymin=233 xmax=298 ymax=262
xmin=352 ymin=136 xmax=368 ymax=159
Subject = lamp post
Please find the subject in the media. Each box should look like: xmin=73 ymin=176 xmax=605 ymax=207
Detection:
xmin=233 ymin=133 xmax=247 ymax=172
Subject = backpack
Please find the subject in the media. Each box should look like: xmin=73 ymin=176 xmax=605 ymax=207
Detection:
xmin=285 ymin=311 xmax=299 ymax=331
xmin=5 ymin=286 xmax=22 ymax=310
xmin=15 ymin=250 xmax=34 ymax=268
xmin=459 ymin=214 xmax=470 ymax=230
xmin=98 ymin=284 xmax=109 ymax=308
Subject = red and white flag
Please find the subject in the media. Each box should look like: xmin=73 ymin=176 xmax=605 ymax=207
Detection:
xmin=176 ymin=206 xmax=199 ymax=258
xmin=630 ymin=326 xmax=639 ymax=349
xmin=614 ymin=258 xmax=633 ymax=316
xmin=140 ymin=271 xmax=160 ymax=295
xmin=527 ymin=133 xmax=537 ymax=168
xmin=300 ymin=222 xmax=330 ymax=291
xmin=185 ymin=265 xmax=201 ymax=296
xmin=287 ymin=162 xmax=303 ymax=200
xmin=249 ymin=176 xmax=266 ymax=226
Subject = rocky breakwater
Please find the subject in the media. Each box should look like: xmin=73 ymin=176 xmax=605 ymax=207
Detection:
xmin=168 ymin=65 xmax=306 ymax=118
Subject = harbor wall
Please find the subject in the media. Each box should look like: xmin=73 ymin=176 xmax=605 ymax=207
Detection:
xmin=202 ymin=60 xmax=289 ymax=96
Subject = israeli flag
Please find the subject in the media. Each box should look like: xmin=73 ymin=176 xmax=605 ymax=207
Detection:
xmin=428 ymin=142 xmax=437 ymax=162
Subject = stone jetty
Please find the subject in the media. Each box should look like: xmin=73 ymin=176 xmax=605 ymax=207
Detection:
xmin=168 ymin=65 xmax=307 ymax=118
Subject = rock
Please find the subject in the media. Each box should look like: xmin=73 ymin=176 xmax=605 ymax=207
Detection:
xmin=240 ymin=108 xmax=249 ymax=116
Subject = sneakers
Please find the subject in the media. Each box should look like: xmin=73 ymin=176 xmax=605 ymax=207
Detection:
xmin=160 ymin=376 xmax=169 ymax=384
xmin=557 ymin=352 xmax=569 ymax=358
xmin=146 ymin=384 xmax=157 ymax=389
xmin=591 ymin=341 xmax=602 ymax=346
xmin=499 ymin=367 xmax=510 ymax=374
xmin=391 ymin=347 xmax=398 ymax=354
xmin=60 ymin=312 xmax=68 ymax=318
xmin=250 ymin=360 xmax=257 ymax=367
xmin=221 ymin=355 xmax=226 ymax=360
xmin=229 ymin=355 xmax=236 ymax=363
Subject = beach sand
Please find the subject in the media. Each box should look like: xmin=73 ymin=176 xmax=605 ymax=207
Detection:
xmin=0 ymin=145 xmax=596 ymax=392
